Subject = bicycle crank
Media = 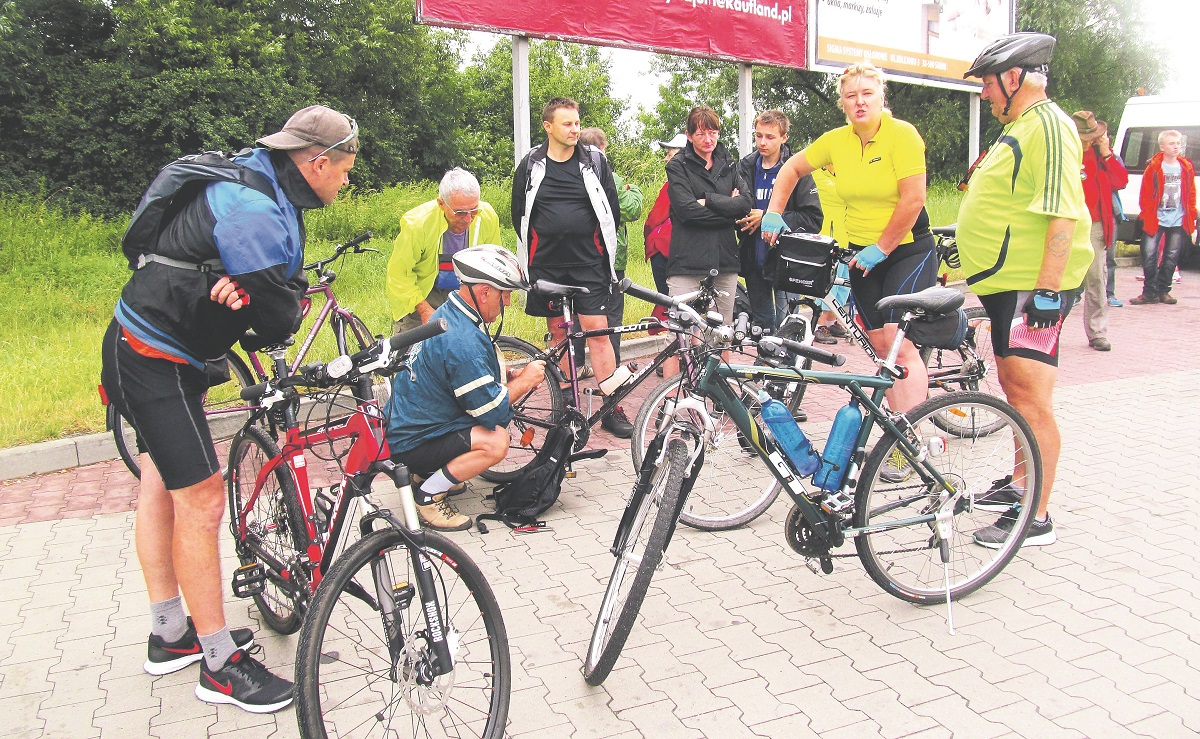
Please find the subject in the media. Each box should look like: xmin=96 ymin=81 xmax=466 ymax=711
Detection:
xmin=784 ymin=505 xmax=832 ymax=575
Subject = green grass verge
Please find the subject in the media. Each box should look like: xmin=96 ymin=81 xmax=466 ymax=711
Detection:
xmin=1 ymin=180 xmax=964 ymax=448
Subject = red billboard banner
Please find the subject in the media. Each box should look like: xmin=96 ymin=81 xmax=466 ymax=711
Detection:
xmin=415 ymin=0 xmax=808 ymax=70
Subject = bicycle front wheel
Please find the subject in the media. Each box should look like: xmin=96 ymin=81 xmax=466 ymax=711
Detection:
xmin=853 ymin=391 xmax=1042 ymax=605
xmin=227 ymin=425 xmax=308 ymax=634
xmin=295 ymin=527 xmax=511 ymax=739
xmin=110 ymin=351 xmax=257 ymax=479
xmin=482 ymin=336 xmax=565 ymax=483
xmin=584 ymin=437 xmax=688 ymax=685
xmin=331 ymin=311 xmax=391 ymax=403
xmin=631 ymin=375 xmax=780 ymax=531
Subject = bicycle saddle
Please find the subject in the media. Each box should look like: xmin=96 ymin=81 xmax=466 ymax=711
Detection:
xmin=240 ymin=330 xmax=294 ymax=353
xmin=931 ymin=224 xmax=957 ymax=237
xmin=875 ymin=286 xmax=964 ymax=316
xmin=533 ymin=279 xmax=592 ymax=297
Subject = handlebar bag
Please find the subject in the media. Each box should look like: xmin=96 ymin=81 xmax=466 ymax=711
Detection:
xmin=764 ymin=232 xmax=837 ymax=297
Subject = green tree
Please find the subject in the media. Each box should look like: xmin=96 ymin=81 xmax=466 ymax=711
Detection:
xmin=461 ymin=38 xmax=625 ymax=180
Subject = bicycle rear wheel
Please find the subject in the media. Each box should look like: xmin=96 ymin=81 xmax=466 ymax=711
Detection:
xmin=631 ymin=375 xmax=780 ymax=531
xmin=584 ymin=437 xmax=688 ymax=685
xmin=227 ymin=425 xmax=308 ymax=634
xmin=853 ymin=391 xmax=1041 ymax=605
xmin=482 ymin=336 xmax=565 ymax=483
xmin=110 ymin=351 xmax=257 ymax=479
xmin=295 ymin=527 xmax=510 ymax=738
xmin=331 ymin=311 xmax=390 ymax=403
xmin=921 ymin=307 xmax=1004 ymax=437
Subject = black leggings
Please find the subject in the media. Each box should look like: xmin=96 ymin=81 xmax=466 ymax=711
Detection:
xmin=849 ymin=234 xmax=938 ymax=329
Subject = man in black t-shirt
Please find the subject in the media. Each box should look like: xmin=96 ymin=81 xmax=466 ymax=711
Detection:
xmin=512 ymin=97 xmax=629 ymax=436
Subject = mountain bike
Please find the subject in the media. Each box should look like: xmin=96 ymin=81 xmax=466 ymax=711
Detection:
xmin=485 ymin=272 xmax=742 ymax=483
xmin=583 ymin=282 xmax=1042 ymax=685
xmin=628 ymin=227 xmax=999 ymax=531
xmin=222 ymin=321 xmax=510 ymax=738
xmin=106 ymin=232 xmax=381 ymax=478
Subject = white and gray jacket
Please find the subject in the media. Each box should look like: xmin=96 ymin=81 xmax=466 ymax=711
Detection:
xmin=510 ymin=142 xmax=621 ymax=280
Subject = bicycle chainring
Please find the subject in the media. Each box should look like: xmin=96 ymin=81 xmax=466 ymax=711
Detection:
xmin=561 ymin=407 xmax=589 ymax=452
xmin=784 ymin=504 xmax=830 ymax=558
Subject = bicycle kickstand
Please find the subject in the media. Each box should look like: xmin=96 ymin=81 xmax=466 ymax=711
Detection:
xmin=934 ymin=505 xmax=955 ymax=635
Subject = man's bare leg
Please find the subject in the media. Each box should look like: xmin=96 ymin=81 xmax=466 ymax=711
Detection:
xmin=136 ymin=454 xmax=228 ymax=636
xmin=996 ymin=355 xmax=1059 ymax=518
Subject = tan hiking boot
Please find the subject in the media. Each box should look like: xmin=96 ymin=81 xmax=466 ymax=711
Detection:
xmin=416 ymin=496 xmax=472 ymax=532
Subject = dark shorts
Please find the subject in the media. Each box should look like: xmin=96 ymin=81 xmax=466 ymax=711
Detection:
xmin=100 ymin=320 xmax=221 ymax=490
xmin=977 ymin=290 xmax=1075 ymax=367
xmin=525 ymin=262 xmax=613 ymax=318
xmin=389 ymin=427 xmax=473 ymax=478
xmin=849 ymin=234 xmax=938 ymax=330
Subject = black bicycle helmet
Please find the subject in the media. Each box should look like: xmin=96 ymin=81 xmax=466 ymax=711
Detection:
xmin=964 ymin=32 xmax=1056 ymax=79
xmin=452 ymin=245 xmax=529 ymax=291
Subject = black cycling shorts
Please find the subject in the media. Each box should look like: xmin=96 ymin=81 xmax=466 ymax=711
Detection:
xmin=100 ymin=320 xmax=221 ymax=490
xmin=849 ymin=234 xmax=938 ymax=330
xmin=389 ymin=427 xmax=473 ymax=478
xmin=977 ymin=290 xmax=1074 ymax=367
xmin=525 ymin=262 xmax=612 ymax=318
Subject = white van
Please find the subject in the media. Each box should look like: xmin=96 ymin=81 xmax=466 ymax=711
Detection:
xmin=1111 ymin=94 xmax=1200 ymax=248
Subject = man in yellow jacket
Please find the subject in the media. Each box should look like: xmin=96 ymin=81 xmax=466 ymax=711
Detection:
xmin=386 ymin=167 xmax=502 ymax=333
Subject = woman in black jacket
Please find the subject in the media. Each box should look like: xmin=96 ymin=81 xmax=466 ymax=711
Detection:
xmin=665 ymin=105 xmax=753 ymax=322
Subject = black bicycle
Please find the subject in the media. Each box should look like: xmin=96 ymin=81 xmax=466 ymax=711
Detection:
xmin=584 ymin=282 xmax=1042 ymax=685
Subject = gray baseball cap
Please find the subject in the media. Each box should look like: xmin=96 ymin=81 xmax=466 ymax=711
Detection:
xmin=257 ymin=105 xmax=359 ymax=154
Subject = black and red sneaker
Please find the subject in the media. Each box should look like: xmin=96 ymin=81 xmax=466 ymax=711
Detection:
xmin=144 ymin=618 xmax=254 ymax=676
xmin=195 ymin=645 xmax=293 ymax=713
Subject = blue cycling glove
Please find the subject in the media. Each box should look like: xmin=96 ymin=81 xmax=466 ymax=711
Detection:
xmin=760 ymin=211 xmax=788 ymax=238
xmin=854 ymin=244 xmax=888 ymax=272
xmin=1023 ymin=289 xmax=1062 ymax=329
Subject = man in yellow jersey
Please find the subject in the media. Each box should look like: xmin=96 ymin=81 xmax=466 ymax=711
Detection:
xmin=956 ymin=33 xmax=1094 ymax=548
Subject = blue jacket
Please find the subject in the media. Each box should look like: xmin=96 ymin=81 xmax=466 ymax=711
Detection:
xmin=114 ymin=148 xmax=312 ymax=367
xmin=385 ymin=293 xmax=513 ymax=453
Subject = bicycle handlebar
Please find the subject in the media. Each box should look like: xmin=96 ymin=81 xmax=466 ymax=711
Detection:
xmin=303 ymin=231 xmax=375 ymax=273
xmin=239 ymin=318 xmax=448 ymax=401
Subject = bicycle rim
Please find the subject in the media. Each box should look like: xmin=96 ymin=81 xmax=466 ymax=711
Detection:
xmin=584 ymin=438 xmax=688 ymax=685
xmin=333 ymin=312 xmax=390 ymax=404
xmin=631 ymin=375 xmax=780 ymax=531
xmin=227 ymin=426 xmax=307 ymax=634
xmin=204 ymin=351 xmax=259 ymax=450
xmin=295 ymin=528 xmax=510 ymax=739
xmin=482 ymin=336 xmax=564 ymax=483
xmin=853 ymin=392 xmax=1042 ymax=605
xmin=109 ymin=405 xmax=141 ymax=479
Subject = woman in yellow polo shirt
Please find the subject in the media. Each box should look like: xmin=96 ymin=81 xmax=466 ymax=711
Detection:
xmin=762 ymin=62 xmax=936 ymax=413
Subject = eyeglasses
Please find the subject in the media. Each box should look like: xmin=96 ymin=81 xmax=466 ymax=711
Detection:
xmin=451 ymin=207 xmax=480 ymax=216
xmin=307 ymin=115 xmax=358 ymax=162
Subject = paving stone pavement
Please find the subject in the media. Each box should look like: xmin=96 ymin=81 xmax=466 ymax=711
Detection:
xmin=1 ymin=266 xmax=1199 ymax=737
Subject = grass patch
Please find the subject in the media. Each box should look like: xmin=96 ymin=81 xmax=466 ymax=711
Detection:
xmin=2 ymin=179 xmax=965 ymax=448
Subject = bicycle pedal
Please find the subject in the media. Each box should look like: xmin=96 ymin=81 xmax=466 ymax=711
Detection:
xmin=820 ymin=490 xmax=854 ymax=514
xmin=231 ymin=563 xmax=266 ymax=598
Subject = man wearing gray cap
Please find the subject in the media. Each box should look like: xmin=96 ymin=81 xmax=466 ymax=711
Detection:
xmin=100 ymin=104 xmax=357 ymax=713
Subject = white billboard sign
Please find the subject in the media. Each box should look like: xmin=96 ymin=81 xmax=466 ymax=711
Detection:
xmin=812 ymin=0 xmax=1014 ymax=91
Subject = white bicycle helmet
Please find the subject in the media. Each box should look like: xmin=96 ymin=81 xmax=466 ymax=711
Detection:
xmin=964 ymin=32 xmax=1056 ymax=79
xmin=452 ymin=245 xmax=529 ymax=291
